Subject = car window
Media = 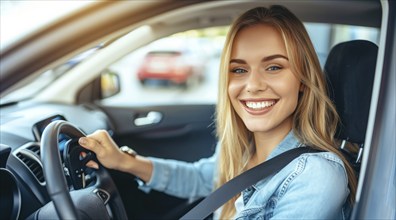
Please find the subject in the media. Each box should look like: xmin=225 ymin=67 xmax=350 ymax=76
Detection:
xmin=305 ymin=23 xmax=379 ymax=66
xmin=101 ymin=26 xmax=228 ymax=106
xmin=101 ymin=23 xmax=378 ymax=107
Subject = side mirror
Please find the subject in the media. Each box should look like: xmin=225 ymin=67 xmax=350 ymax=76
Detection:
xmin=101 ymin=69 xmax=120 ymax=99
xmin=76 ymin=69 xmax=120 ymax=104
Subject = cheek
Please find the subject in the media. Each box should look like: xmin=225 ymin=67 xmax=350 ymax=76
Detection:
xmin=276 ymin=77 xmax=301 ymax=106
xmin=227 ymin=80 xmax=241 ymax=101
xmin=227 ymin=80 xmax=244 ymax=114
xmin=286 ymin=82 xmax=301 ymax=109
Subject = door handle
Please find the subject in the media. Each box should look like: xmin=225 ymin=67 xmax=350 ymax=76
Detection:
xmin=134 ymin=111 xmax=162 ymax=126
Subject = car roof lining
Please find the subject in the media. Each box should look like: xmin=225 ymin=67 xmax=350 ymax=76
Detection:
xmin=152 ymin=1 xmax=381 ymax=28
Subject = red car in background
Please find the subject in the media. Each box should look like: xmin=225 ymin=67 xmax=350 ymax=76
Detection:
xmin=137 ymin=49 xmax=205 ymax=87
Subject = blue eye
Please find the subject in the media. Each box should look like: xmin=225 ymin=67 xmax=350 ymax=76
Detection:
xmin=266 ymin=66 xmax=282 ymax=71
xmin=230 ymin=68 xmax=247 ymax=74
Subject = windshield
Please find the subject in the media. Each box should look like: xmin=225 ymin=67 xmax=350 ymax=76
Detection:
xmin=0 ymin=1 xmax=96 ymax=105
xmin=0 ymin=1 xmax=93 ymax=50
xmin=0 ymin=46 xmax=103 ymax=105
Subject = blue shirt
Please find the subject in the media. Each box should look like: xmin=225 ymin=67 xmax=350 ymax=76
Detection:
xmin=140 ymin=131 xmax=350 ymax=219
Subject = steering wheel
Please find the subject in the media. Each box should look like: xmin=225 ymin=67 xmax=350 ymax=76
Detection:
xmin=40 ymin=120 xmax=128 ymax=219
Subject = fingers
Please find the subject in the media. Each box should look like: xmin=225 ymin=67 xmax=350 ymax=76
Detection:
xmin=78 ymin=130 xmax=109 ymax=151
xmin=86 ymin=160 xmax=99 ymax=169
xmin=79 ymin=151 xmax=99 ymax=169
xmin=78 ymin=130 xmax=121 ymax=170
xmin=78 ymin=136 xmax=97 ymax=152
xmin=88 ymin=130 xmax=115 ymax=146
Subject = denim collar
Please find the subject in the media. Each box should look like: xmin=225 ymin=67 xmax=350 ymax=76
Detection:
xmin=265 ymin=130 xmax=302 ymax=161
xmin=249 ymin=130 xmax=302 ymax=191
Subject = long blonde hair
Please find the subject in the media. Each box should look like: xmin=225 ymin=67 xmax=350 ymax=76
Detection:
xmin=216 ymin=5 xmax=357 ymax=218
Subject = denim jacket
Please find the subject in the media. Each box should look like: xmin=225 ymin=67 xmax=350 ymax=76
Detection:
xmin=140 ymin=131 xmax=350 ymax=219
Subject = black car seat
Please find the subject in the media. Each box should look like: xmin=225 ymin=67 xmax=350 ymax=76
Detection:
xmin=324 ymin=40 xmax=378 ymax=175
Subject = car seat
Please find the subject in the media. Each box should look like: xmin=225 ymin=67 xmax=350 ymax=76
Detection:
xmin=324 ymin=40 xmax=378 ymax=175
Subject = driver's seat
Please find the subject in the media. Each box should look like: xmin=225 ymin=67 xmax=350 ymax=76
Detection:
xmin=324 ymin=39 xmax=378 ymax=175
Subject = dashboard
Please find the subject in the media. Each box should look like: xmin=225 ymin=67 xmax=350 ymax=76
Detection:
xmin=0 ymin=102 xmax=113 ymax=219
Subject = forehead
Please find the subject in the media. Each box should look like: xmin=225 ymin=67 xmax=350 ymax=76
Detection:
xmin=231 ymin=24 xmax=287 ymax=58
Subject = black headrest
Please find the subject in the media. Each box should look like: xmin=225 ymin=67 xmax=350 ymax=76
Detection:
xmin=325 ymin=40 xmax=378 ymax=144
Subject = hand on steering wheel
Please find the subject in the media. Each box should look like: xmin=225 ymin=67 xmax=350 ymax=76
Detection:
xmin=40 ymin=120 xmax=128 ymax=220
xmin=78 ymin=130 xmax=126 ymax=171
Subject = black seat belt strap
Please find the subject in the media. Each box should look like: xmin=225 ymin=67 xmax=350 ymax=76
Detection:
xmin=180 ymin=147 xmax=317 ymax=220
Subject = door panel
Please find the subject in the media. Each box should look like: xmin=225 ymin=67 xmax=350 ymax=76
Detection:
xmin=352 ymin=1 xmax=396 ymax=218
xmin=98 ymin=104 xmax=217 ymax=219
xmin=101 ymin=104 xmax=217 ymax=160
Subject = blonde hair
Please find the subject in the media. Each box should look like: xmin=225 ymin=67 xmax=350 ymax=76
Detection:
xmin=216 ymin=5 xmax=357 ymax=218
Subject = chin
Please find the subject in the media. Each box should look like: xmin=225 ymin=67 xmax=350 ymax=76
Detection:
xmin=244 ymin=123 xmax=271 ymax=133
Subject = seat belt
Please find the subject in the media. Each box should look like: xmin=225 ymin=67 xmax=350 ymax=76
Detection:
xmin=180 ymin=147 xmax=318 ymax=220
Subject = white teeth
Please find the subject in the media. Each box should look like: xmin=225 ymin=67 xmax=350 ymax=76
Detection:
xmin=245 ymin=101 xmax=275 ymax=109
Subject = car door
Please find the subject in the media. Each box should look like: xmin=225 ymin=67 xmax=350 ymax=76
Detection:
xmin=102 ymin=104 xmax=217 ymax=162
xmin=351 ymin=1 xmax=396 ymax=219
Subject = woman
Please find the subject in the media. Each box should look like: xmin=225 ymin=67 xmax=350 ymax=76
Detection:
xmin=79 ymin=5 xmax=356 ymax=219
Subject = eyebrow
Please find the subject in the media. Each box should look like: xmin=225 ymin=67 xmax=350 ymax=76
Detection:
xmin=229 ymin=54 xmax=288 ymax=64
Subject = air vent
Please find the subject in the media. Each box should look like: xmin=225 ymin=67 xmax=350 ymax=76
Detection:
xmin=16 ymin=145 xmax=45 ymax=184
xmin=27 ymin=144 xmax=40 ymax=157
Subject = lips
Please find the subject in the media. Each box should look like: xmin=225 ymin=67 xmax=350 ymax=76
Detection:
xmin=241 ymin=99 xmax=278 ymax=115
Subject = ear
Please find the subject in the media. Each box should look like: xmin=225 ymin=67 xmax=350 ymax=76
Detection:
xmin=299 ymin=83 xmax=305 ymax=92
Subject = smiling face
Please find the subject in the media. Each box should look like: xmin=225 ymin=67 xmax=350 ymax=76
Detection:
xmin=228 ymin=24 xmax=301 ymax=137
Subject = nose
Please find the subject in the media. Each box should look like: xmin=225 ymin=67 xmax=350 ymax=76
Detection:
xmin=246 ymin=71 xmax=267 ymax=93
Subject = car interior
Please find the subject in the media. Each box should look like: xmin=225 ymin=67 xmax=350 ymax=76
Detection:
xmin=325 ymin=40 xmax=378 ymax=176
xmin=0 ymin=0 xmax=395 ymax=219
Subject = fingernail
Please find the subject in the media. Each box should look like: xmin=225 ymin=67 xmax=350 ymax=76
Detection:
xmin=88 ymin=162 xmax=99 ymax=169
xmin=79 ymin=137 xmax=87 ymax=145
